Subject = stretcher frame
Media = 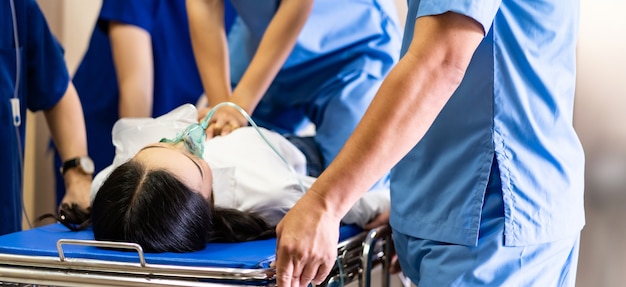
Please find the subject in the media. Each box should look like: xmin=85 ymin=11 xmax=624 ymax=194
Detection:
xmin=0 ymin=224 xmax=392 ymax=287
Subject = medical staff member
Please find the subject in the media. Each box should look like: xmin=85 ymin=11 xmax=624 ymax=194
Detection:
xmin=275 ymin=0 xmax=585 ymax=286
xmin=1 ymin=0 xmax=92 ymax=235
xmin=187 ymin=0 xmax=402 ymax=188
xmin=53 ymin=0 xmax=237 ymax=203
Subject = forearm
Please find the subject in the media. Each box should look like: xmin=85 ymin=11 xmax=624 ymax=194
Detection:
xmin=310 ymin=12 xmax=485 ymax=219
xmin=306 ymin=56 xmax=445 ymax=218
xmin=45 ymin=82 xmax=88 ymax=161
xmin=44 ymin=82 xmax=91 ymax=187
xmin=109 ymin=22 xmax=153 ymax=118
xmin=231 ymin=0 xmax=314 ymax=113
xmin=187 ymin=0 xmax=231 ymax=106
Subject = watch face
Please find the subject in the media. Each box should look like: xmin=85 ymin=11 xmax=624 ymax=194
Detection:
xmin=80 ymin=156 xmax=95 ymax=174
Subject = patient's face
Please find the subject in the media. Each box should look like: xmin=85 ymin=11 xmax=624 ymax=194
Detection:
xmin=134 ymin=142 xmax=213 ymax=199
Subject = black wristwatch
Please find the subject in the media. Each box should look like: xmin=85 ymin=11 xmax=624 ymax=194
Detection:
xmin=60 ymin=156 xmax=95 ymax=175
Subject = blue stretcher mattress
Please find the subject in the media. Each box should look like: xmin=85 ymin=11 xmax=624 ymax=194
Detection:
xmin=0 ymin=223 xmax=363 ymax=269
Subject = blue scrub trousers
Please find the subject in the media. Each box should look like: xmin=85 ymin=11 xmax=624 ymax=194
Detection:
xmin=392 ymin=162 xmax=581 ymax=286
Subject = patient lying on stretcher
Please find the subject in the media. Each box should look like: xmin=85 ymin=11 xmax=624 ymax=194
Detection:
xmin=90 ymin=104 xmax=389 ymax=253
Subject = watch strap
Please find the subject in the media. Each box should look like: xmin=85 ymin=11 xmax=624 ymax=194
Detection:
xmin=60 ymin=157 xmax=81 ymax=175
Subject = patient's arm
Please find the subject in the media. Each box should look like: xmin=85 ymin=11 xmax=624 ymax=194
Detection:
xmin=364 ymin=210 xmax=390 ymax=230
xmin=341 ymin=189 xmax=390 ymax=228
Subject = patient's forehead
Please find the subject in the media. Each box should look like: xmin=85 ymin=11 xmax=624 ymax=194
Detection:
xmin=134 ymin=144 xmax=210 ymax=198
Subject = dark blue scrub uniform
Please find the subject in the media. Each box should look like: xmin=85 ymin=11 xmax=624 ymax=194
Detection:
xmin=1 ymin=0 xmax=70 ymax=235
xmin=54 ymin=0 xmax=237 ymax=202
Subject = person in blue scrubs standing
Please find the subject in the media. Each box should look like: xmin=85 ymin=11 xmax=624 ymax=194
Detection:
xmin=1 ymin=0 xmax=92 ymax=235
xmin=187 ymin=0 xmax=402 ymax=186
xmin=274 ymin=0 xmax=585 ymax=286
xmin=53 ymin=0 xmax=237 ymax=203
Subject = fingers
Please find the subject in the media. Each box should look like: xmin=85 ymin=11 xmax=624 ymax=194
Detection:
xmin=275 ymin=247 xmax=335 ymax=287
xmin=276 ymin=259 xmax=330 ymax=287
xmin=202 ymin=105 xmax=247 ymax=137
xmin=312 ymin=261 xmax=334 ymax=285
xmin=206 ymin=121 xmax=241 ymax=137
xmin=206 ymin=124 xmax=216 ymax=139
xmin=299 ymin=262 xmax=318 ymax=287
xmin=363 ymin=218 xmax=382 ymax=230
xmin=363 ymin=210 xmax=390 ymax=230
xmin=275 ymin=243 xmax=296 ymax=287
xmin=221 ymin=124 xmax=234 ymax=136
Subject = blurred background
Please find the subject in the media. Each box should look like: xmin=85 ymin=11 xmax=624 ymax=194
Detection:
xmin=25 ymin=1 xmax=625 ymax=286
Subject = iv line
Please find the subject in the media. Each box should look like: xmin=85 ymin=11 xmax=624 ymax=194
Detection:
xmin=202 ymin=102 xmax=308 ymax=194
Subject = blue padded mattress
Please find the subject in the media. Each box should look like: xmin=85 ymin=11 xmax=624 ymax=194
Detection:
xmin=0 ymin=223 xmax=362 ymax=269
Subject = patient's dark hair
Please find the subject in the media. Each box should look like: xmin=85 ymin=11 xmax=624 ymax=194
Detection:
xmin=91 ymin=160 xmax=276 ymax=253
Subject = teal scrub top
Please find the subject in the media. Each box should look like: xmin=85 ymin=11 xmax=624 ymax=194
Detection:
xmin=390 ymin=0 xmax=585 ymax=247
xmin=1 ymin=0 xmax=69 ymax=235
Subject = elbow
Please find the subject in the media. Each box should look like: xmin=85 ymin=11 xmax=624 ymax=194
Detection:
xmin=441 ymin=58 xmax=469 ymax=89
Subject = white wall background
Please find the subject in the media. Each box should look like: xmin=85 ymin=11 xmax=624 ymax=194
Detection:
xmin=575 ymin=0 xmax=626 ymax=171
xmin=574 ymin=1 xmax=626 ymax=286
xmin=28 ymin=0 xmax=626 ymax=286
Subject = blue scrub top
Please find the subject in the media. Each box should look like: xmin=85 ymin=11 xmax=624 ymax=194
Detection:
xmin=57 ymin=0 xmax=237 ymax=203
xmin=1 ymin=0 xmax=69 ymax=235
xmin=228 ymin=0 xmax=400 ymax=84
xmin=390 ymin=0 xmax=585 ymax=247
xmin=227 ymin=0 xmax=401 ymax=180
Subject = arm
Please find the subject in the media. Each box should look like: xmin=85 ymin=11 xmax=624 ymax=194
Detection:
xmin=188 ymin=0 xmax=314 ymax=136
xmin=229 ymin=0 xmax=313 ymax=114
xmin=44 ymin=82 xmax=92 ymax=212
xmin=341 ymin=189 xmax=390 ymax=228
xmin=109 ymin=21 xmax=154 ymax=118
xmin=187 ymin=0 xmax=232 ymax=106
xmin=275 ymin=12 xmax=486 ymax=286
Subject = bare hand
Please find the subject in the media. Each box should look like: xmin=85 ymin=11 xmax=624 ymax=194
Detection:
xmin=59 ymin=171 xmax=92 ymax=225
xmin=60 ymin=174 xmax=91 ymax=211
xmin=364 ymin=209 xmax=390 ymax=230
xmin=200 ymin=105 xmax=248 ymax=138
xmin=275 ymin=192 xmax=342 ymax=287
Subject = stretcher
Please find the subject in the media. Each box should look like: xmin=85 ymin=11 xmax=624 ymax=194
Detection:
xmin=0 ymin=223 xmax=392 ymax=287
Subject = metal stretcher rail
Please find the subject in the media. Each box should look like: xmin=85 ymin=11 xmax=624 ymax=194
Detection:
xmin=0 ymin=225 xmax=392 ymax=287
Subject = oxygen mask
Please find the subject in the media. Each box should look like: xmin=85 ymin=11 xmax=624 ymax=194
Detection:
xmin=159 ymin=120 xmax=208 ymax=158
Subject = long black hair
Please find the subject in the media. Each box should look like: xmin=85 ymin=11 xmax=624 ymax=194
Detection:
xmin=91 ymin=160 xmax=275 ymax=253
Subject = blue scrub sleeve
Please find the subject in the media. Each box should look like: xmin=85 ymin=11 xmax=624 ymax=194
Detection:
xmin=414 ymin=0 xmax=502 ymax=34
xmin=98 ymin=0 xmax=160 ymax=33
xmin=24 ymin=0 xmax=69 ymax=111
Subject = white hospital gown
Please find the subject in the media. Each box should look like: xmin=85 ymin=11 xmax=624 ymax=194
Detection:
xmin=91 ymin=104 xmax=389 ymax=227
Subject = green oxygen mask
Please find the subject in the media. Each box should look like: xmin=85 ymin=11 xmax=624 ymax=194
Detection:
xmin=159 ymin=121 xmax=208 ymax=157
xmin=159 ymin=106 xmax=212 ymax=157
